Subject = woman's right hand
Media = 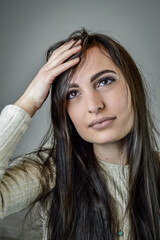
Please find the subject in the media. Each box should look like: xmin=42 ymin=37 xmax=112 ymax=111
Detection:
xmin=14 ymin=39 xmax=82 ymax=117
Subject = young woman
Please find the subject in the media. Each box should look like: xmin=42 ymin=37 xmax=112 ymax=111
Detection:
xmin=0 ymin=28 xmax=160 ymax=240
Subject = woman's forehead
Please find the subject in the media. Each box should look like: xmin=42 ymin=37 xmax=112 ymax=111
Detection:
xmin=69 ymin=46 xmax=121 ymax=84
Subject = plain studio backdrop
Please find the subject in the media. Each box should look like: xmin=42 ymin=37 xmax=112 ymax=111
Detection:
xmin=0 ymin=0 xmax=160 ymax=239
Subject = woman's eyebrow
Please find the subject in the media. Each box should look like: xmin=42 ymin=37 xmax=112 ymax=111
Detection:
xmin=90 ymin=69 xmax=117 ymax=83
xmin=69 ymin=83 xmax=79 ymax=88
xmin=69 ymin=69 xmax=117 ymax=88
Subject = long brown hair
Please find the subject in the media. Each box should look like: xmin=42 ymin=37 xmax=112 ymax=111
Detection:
xmin=38 ymin=28 xmax=160 ymax=239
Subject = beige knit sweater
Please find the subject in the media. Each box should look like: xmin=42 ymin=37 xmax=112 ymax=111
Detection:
xmin=0 ymin=105 xmax=131 ymax=239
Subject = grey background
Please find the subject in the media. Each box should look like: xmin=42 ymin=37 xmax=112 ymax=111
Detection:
xmin=0 ymin=0 xmax=160 ymax=239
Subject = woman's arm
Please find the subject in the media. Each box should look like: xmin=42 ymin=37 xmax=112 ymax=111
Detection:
xmin=14 ymin=39 xmax=81 ymax=117
xmin=0 ymin=39 xmax=81 ymax=218
xmin=0 ymin=105 xmax=34 ymax=218
xmin=0 ymin=105 xmax=55 ymax=218
xmin=0 ymin=104 xmax=31 ymax=179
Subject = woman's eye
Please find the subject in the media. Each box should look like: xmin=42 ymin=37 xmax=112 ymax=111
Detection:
xmin=67 ymin=90 xmax=79 ymax=99
xmin=97 ymin=77 xmax=115 ymax=87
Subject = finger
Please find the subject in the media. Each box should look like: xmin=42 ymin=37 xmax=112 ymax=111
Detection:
xmin=47 ymin=39 xmax=82 ymax=64
xmin=47 ymin=40 xmax=76 ymax=63
xmin=48 ymin=58 xmax=80 ymax=83
xmin=70 ymin=39 xmax=82 ymax=47
xmin=45 ymin=45 xmax=81 ymax=71
xmin=56 ymin=39 xmax=81 ymax=53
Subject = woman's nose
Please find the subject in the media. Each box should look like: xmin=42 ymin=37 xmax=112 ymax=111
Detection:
xmin=86 ymin=91 xmax=105 ymax=114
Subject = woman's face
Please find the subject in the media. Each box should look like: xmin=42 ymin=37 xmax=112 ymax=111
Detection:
xmin=66 ymin=46 xmax=134 ymax=146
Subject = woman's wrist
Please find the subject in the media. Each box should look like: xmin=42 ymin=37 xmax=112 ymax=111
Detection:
xmin=14 ymin=97 xmax=38 ymax=117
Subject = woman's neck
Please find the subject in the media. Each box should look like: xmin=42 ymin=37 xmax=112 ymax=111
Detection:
xmin=93 ymin=140 xmax=128 ymax=166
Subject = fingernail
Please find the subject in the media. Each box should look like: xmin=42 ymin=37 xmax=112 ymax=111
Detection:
xmin=69 ymin=39 xmax=75 ymax=43
xmin=74 ymin=57 xmax=80 ymax=61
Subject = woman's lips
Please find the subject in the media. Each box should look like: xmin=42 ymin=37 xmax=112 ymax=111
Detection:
xmin=88 ymin=117 xmax=116 ymax=130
